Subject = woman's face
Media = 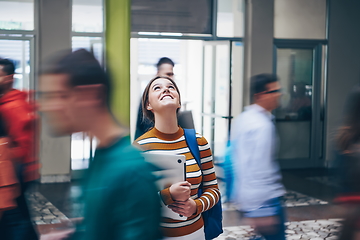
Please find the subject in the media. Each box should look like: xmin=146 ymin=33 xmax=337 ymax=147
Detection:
xmin=146 ymin=78 xmax=180 ymax=114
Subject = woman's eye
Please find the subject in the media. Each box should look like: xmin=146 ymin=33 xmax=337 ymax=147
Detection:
xmin=154 ymin=86 xmax=160 ymax=90
xmin=169 ymin=86 xmax=175 ymax=89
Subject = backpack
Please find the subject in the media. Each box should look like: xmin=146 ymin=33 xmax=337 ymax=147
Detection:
xmin=220 ymin=141 xmax=235 ymax=202
xmin=183 ymin=128 xmax=223 ymax=240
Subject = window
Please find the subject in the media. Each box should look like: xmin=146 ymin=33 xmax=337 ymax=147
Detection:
xmin=72 ymin=0 xmax=103 ymax=33
xmin=0 ymin=39 xmax=31 ymax=90
xmin=217 ymin=0 xmax=245 ymax=37
xmin=71 ymin=0 xmax=104 ymax=172
xmin=0 ymin=0 xmax=34 ymax=31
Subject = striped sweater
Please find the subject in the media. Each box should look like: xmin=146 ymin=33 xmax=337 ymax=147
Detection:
xmin=134 ymin=127 xmax=220 ymax=237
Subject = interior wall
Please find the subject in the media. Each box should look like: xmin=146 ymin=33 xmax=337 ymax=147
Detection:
xmin=243 ymin=0 xmax=274 ymax=107
xmin=106 ymin=0 xmax=131 ymax=126
xmin=38 ymin=0 xmax=72 ymax=181
xmin=274 ymin=0 xmax=327 ymax=39
xmin=325 ymin=0 xmax=360 ymax=163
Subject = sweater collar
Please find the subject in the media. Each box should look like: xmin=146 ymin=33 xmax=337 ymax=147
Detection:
xmin=152 ymin=127 xmax=184 ymax=141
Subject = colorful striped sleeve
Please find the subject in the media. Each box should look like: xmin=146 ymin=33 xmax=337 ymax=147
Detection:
xmin=194 ymin=134 xmax=220 ymax=214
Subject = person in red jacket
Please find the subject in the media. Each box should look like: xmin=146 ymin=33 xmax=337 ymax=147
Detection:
xmin=0 ymin=58 xmax=39 ymax=239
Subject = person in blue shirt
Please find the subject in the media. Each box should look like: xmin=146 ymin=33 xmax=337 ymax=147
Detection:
xmin=230 ymin=73 xmax=286 ymax=240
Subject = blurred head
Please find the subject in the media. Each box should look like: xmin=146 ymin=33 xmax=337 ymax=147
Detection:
xmin=251 ymin=73 xmax=281 ymax=111
xmin=0 ymin=58 xmax=15 ymax=94
xmin=156 ymin=57 xmax=174 ymax=79
xmin=39 ymin=49 xmax=110 ymax=136
xmin=142 ymin=76 xmax=181 ymax=122
xmin=336 ymin=85 xmax=360 ymax=152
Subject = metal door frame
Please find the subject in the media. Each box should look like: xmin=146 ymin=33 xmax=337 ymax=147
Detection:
xmin=273 ymin=39 xmax=328 ymax=169
xmin=201 ymin=40 xmax=233 ymax=157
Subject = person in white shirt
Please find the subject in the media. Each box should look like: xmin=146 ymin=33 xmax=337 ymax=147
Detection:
xmin=230 ymin=73 xmax=286 ymax=240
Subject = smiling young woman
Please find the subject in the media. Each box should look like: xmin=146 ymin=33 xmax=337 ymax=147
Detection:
xmin=133 ymin=76 xmax=221 ymax=240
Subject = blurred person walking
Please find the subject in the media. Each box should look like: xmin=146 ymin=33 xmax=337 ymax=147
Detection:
xmin=38 ymin=49 xmax=161 ymax=240
xmin=0 ymin=58 xmax=39 ymax=240
xmin=135 ymin=57 xmax=175 ymax=139
xmin=0 ymin=115 xmax=20 ymax=221
xmin=229 ymin=74 xmax=286 ymax=240
xmin=334 ymin=85 xmax=360 ymax=240
xmin=134 ymin=76 xmax=221 ymax=240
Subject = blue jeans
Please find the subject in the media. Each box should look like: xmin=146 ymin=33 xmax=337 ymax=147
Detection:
xmin=241 ymin=197 xmax=286 ymax=240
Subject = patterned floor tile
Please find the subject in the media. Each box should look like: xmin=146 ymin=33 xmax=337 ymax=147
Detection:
xmin=215 ymin=218 xmax=343 ymax=240
xmin=223 ymin=190 xmax=328 ymax=211
xmin=26 ymin=192 xmax=68 ymax=225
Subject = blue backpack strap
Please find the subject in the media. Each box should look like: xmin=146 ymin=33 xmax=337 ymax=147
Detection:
xmin=183 ymin=128 xmax=203 ymax=194
xmin=183 ymin=128 xmax=201 ymax=167
xmin=184 ymin=128 xmax=223 ymax=239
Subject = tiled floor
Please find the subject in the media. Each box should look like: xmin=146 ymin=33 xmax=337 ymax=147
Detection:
xmin=283 ymin=190 xmax=328 ymax=207
xmin=30 ymin=168 xmax=346 ymax=239
xmin=28 ymin=189 xmax=329 ymax=225
xmin=27 ymin=192 xmax=69 ymax=225
xmin=306 ymin=176 xmax=340 ymax=188
xmin=215 ymin=219 xmax=342 ymax=240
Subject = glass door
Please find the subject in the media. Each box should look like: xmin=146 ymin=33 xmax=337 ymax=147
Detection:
xmin=201 ymin=41 xmax=231 ymax=161
xmin=274 ymin=42 xmax=326 ymax=168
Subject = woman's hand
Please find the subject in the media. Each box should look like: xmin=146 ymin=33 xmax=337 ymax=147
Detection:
xmin=168 ymin=198 xmax=197 ymax=217
xmin=169 ymin=181 xmax=191 ymax=201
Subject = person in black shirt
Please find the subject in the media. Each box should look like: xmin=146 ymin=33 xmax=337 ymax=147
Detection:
xmin=135 ymin=57 xmax=175 ymax=139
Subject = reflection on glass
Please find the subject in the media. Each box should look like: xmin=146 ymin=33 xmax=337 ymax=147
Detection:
xmin=275 ymin=49 xmax=313 ymax=121
xmin=276 ymin=48 xmax=313 ymax=159
xmin=0 ymin=0 xmax=34 ymax=30
xmin=0 ymin=39 xmax=30 ymax=90
xmin=217 ymin=0 xmax=244 ymax=37
xmin=72 ymin=0 xmax=103 ymax=32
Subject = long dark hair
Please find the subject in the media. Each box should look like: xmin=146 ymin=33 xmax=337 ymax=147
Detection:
xmin=336 ymin=85 xmax=360 ymax=153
